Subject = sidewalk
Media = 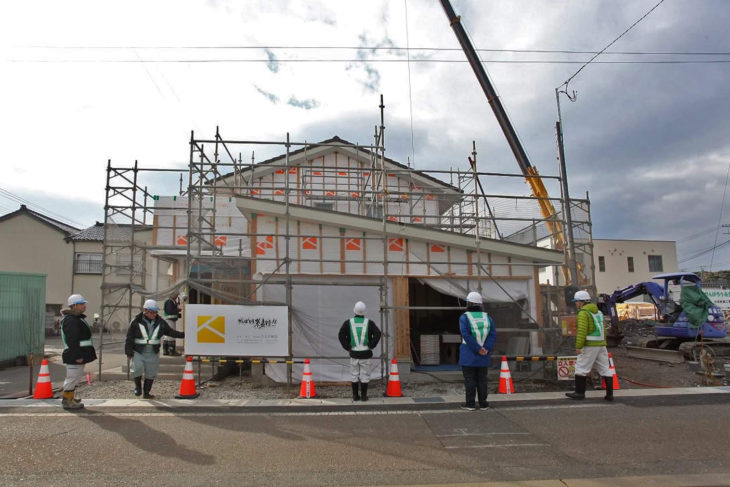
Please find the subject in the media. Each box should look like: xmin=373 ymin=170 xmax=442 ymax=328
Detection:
xmin=3 ymin=385 xmax=729 ymax=410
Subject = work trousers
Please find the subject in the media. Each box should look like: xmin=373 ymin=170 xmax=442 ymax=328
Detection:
xmin=130 ymin=350 xmax=160 ymax=379
xmin=462 ymin=366 xmax=489 ymax=407
xmin=349 ymin=357 xmax=371 ymax=383
xmin=574 ymin=346 xmax=611 ymax=376
xmin=63 ymin=363 xmax=85 ymax=391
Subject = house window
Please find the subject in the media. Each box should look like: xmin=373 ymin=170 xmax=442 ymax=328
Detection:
xmin=627 ymin=256 xmax=634 ymax=273
xmin=74 ymin=253 xmax=102 ymax=274
xmin=598 ymin=256 xmax=605 ymax=272
xmin=366 ymin=204 xmax=383 ymax=219
xmin=313 ymin=201 xmax=334 ymax=211
xmin=648 ymin=255 xmax=663 ymax=272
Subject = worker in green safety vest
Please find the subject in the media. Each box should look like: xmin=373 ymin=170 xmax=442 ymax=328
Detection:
xmin=125 ymin=299 xmax=185 ymax=399
xmin=60 ymin=294 xmax=97 ymax=410
xmin=458 ymin=291 xmax=497 ymax=411
xmin=565 ymin=290 xmax=614 ymax=401
xmin=338 ymin=301 xmax=381 ymax=401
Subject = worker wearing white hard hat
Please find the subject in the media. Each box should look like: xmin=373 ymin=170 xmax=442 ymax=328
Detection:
xmin=338 ymin=301 xmax=382 ymax=402
xmin=458 ymin=291 xmax=496 ymax=411
xmin=566 ymin=290 xmax=613 ymax=401
xmin=60 ymin=294 xmax=97 ymax=410
xmin=125 ymin=298 xmax=185 ymax=398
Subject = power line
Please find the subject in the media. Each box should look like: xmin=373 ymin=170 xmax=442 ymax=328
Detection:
xmin=0 ymin=187 xmax=85 ymax=228
xmin=18 ymin=45 xmax=730 ymax=56
xmin=678 ymin=239 xmax=730 ymax=264
xmin=11 ymin=58 xmax=730 ymax=65
xmin=561 ymin=0 xmax=667 ymax=89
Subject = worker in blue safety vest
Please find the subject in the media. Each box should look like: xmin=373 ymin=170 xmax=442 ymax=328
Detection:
xmin=125 ymin=299 xmax=185 ymax=399
xmin=338 ymin=301 xmax=381 ymax=402
xmin=565 ymin=290 xmax=614 ymax=401
xmin=458 ymin=291 xmax=497 ymax=411
xmin=60 ymin=294 xmax=97 ymax=410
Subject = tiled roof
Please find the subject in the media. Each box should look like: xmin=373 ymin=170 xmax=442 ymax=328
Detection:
xmin=0 ymin=205 xmax=79 ymax=236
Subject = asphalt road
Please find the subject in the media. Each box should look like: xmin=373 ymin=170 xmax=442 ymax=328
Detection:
xmin=1 ymin=394 xmax=728 ymax=486
xmin=0 ymin=334 xmax=127 ymax=398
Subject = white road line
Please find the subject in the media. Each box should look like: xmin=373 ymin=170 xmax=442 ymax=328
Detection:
xmin=436 ymin=432 xmax=531 ymax=438
xmin=444 ymin=443 xmax=550 ymax=449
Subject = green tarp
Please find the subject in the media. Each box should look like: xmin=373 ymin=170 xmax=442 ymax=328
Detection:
xmin=680 ymin=284 xmax=714 ymax=328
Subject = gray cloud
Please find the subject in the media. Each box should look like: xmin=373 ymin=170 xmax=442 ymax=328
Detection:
xmin=287 ymin=96 xmax=319 ymax=110
xmin=255 ymin=86 xmax=279 ymax=104
xmin=264 ymin=49 xmax=280 ymax=73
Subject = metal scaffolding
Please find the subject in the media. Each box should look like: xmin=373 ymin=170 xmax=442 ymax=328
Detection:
xmin=98 ymin=100 xmax=594 ymax=383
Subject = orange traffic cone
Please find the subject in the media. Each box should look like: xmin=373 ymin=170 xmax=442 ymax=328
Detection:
xmin=498 ymin=356 xmax=514 ymax=394
xmin=602 ymin=353 xmax=621 ymax=390
xmin=175 ymin=356 xmax=200 ymax=399
xmin=33 ymin=359 xmax=53 ymax=399
xmin=385 ymin=358 xmax=403 ymax=397
xmin=299 ymin=358 xmax=317 ymax=398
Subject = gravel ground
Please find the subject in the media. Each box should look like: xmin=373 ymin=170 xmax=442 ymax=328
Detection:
xmin=75 ymin=350 xmax=728 ymax=402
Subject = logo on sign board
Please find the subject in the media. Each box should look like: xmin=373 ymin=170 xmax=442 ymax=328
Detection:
xmin=197 ymin=316 xmax=226 ymax=343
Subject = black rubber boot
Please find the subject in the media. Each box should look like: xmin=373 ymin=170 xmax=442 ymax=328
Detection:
xmin=604 ymin=376 xmax=614 ymax=401
xmin=162 ymin=342 xmax=171 ymax=356
xmin=361 ymin=382 xmax=369 ymax=402
xmin=143 ymin=378 xmax=155 ymax=399
xmin=170 ymin=341 xmax=182 ymax=356
xmin=566 ymin=375 xmax=586 ymax=400
xmin=351 ymin=382 xmax=360 ymax=401
xmin=133 ymin=376 xmax=142 ymax=397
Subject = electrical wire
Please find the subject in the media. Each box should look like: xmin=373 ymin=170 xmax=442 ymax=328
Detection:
xmin=710 ymin=163 xmax=730 ymax=271
xmin=561 ymin=0 xmax=667 ymax=89
xmin=13 ymin=58 xmax=730 ymax=65
xmin=0 ymin=187 xmax=85 ymax=228
xmin=19 ymin=44 xmax=730 ymax=56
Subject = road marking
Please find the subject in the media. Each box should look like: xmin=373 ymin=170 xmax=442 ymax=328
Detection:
xmin=436 ymin=432 xmax=531 ymax=438
xmin=444 ymin=443 xmax=550 ymax=449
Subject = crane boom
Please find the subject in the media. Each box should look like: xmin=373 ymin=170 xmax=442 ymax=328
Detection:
xmin=439 ymin=0 xmax=567 ymax=261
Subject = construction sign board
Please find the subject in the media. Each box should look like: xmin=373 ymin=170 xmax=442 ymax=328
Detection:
xmin=557 ymin=356 xmax=577 ymax=380
xmin=184 ymin=304 xmax=289 ymax=356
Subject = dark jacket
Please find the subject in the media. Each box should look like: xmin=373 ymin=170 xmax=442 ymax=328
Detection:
xmin=163 ymin=298 xmax=180 ymax=320
xmin=61 ymin=309 xmax=97 ymax=365
xmin=125 ymin=312 xmax=184 ymax=356
xmin=338 ymin=316 xmax=382 ymax=359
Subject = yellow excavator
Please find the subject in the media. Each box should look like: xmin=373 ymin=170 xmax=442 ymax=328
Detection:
xmin=439 ymin=0 xmax=578 ymax=287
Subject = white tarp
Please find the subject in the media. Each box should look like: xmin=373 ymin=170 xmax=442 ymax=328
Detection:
xmin=184 ymin=304 xmax=289 ymax=356
xmin=262 ymin=279 xmax=393 ymax=383
xmin=418 ymin=277 xmax=529 ymax=302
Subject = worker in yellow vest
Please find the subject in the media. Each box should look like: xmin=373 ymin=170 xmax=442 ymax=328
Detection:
xmin=566 ymin=290 xmax=613 ymax=401
xmin=338 ymin=301 xmax=381 ymax=401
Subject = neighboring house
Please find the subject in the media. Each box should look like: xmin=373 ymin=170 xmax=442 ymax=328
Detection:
xmin=0 ymin=206 xmax=169 ymax=334
xmin=151 ymin=136 xmax=565 ymax=380
xmin=593 ymin=239 xmax=678 ymax=295
xmin=0 ymin=205 xmax=83 ymax=332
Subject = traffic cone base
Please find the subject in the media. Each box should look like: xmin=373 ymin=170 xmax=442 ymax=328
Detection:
xmin=386 ymin=358 xmax=403 ymax=397
xmin=299 ymin=358 xmax=317 ymax=398
xmin=498 ymin=356 xmax=514 ymax=395
xmin=602 ymin=353 xmax=621 ymax=390
xmin=33 ymin=359 xmax=54 ymax=399
xmin=175 ymin=356 xmax=200 ymax=399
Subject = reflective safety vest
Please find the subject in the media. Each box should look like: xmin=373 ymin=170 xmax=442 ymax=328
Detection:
xmin=349 ymin=317 xmax=370 ymax=352
xmin=135 ymin=320 xmax=162 ymax=346
xmin=61 ymin=316 xmax=93 ymax=349
xmin=462 ymin=311 xmax=491 ymax=347
xmin=586 ymin=312 xmax=605 ymax=341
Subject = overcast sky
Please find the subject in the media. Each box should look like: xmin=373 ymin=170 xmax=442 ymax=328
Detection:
xmin=2 ymin=0 xmax=729 ymax=272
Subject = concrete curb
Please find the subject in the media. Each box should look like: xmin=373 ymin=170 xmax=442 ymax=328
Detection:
xmin=2 ymin=386 xmax=728 ymax=410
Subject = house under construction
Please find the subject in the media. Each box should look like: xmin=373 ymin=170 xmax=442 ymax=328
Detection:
xmin=100 ymin=109 xmax=594 ymax=383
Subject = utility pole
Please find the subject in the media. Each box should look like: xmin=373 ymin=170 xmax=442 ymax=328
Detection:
xmin=555 ymin=88 xmax=580 ymax=289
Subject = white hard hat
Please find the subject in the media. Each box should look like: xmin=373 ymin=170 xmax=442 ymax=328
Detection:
xmin=466 ymin=291 xmax=483 ymax=304
xmin=143 ymin=299 xmax=159 ymax=311
xmin=573 ymin=290 xmax=591 ymax=302
xmin=67 ymin=294 xmax=88 ymax=306
xmin=353 ymin=301 xmax=367 ymax=315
